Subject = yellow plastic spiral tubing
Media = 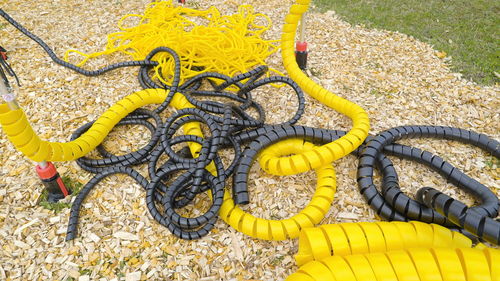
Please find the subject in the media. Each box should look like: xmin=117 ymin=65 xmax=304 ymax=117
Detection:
xmin=288 ymin=248 xmax=499 ymax=281
xmin=0 ymin=89 xmax=180 ymax=162
xmin=294 ymin=221 xmax=477 ymax=266
xmin=287 ymin=222 xmax=499 ymax=281
xmin=262 ymin=0 xmax=370 ymax=176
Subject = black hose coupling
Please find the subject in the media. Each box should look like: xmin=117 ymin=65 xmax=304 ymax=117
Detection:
xmin=36 ymin=162 xmax=71 ymax=202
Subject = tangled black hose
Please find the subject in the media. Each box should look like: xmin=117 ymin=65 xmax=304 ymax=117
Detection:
xmin=230 ymin=125 xmax=499 ymax=244
xmin=0 ymin=9 xmax=309 ymax=240
xmin=63 ymin=64 xmax=307 ymax=240
xmin=357 ymin=126 xmax=499 ymax=244
xmin=417 ymin=187 xmax=500 ymax=245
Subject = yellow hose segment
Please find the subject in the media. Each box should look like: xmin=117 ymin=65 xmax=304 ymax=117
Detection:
xmin=294 ymin=221 xmax=474 ymax=266
xmin=265 ymin=0 xmax=370 ymax=176
xmin=288 ymin=222 xmax=499 ymax=281
xmin=0 ymin=89 xmax=193 ymax=162
xmin=64 ymin=0 xmax=281 ymax=86
xmin=288 ymin=248 xmax=500 ymax=281
xmin=218 ymin=139 xmax=337 ymax=240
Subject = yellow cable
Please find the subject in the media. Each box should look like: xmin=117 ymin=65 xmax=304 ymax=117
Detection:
xmin=64 ymin=0 xmax=281 ymax=87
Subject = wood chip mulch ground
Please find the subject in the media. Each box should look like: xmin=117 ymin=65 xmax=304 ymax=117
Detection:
xmin=0 ymin=0 xmax=498 ymax=280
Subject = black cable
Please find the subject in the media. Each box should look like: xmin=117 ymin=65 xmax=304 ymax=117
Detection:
xmin=0 ymin=9 xmax=159 ymax=77
xmin=417 ymin=187 xmax=500 ymax=245
xmin=357 ymin=126 xmax=499 ymax=243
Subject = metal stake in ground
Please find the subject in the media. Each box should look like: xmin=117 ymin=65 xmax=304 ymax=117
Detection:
xmin=0 ymin=55 xmax=71 ymax=202
xmin=295 ymin=13 xmax=308 ymax=70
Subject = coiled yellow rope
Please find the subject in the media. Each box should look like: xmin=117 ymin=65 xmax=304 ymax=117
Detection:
xmin=64 ymin=0 xmax=281 ymax=86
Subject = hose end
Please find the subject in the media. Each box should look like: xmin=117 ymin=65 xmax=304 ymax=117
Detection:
xmin=36 ymin=162 xmax=71 ymax=203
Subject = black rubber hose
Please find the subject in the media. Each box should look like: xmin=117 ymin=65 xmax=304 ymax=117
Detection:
xmin=417 ymin=187 xmax=500 ymax=245
xmin=66 ymin=166 xmax=149 ymax=241
xmin=63 ymin=65 xmax=307 ymax=240
xmin=230 ymin=125 xmax=498 ymax=244
xmin=357 ymin=126 xmax=499 ymax=228
xmin=0 ymin=9 xmax=158 ymax=76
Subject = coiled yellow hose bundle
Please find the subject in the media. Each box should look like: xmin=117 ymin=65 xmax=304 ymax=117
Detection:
xmin=64 ymin=0 xmax=280 ymax=86
xmin=287 ymin=222 xmax=499 ymax=281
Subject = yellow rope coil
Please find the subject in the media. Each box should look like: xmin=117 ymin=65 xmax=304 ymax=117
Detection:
xmin=64 ymin=0 xmax=281 ymax=86
xmin=287 ymin=248 xmax=499 ymax=281
xmin=261 ymin=0 xmax=370 ymax=176
xmin=294 ymin=221 xmax=475 ymax=266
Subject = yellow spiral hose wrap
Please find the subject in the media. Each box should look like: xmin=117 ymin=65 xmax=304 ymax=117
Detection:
xmin=261 ymin=0 xmax=370 ymax=176
xmin=287 ymin=222 xmax=499 ymax=281
xmin=0 ymin=89 xmax=190 ymax=162
xmin=294 ymin=221 xmax=474 ymax=266
xmin=288 ymin=248 xmax=499 ymax=281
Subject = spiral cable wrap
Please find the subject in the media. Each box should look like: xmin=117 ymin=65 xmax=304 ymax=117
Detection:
xmin=357 ymin=126 xmax=500 ymax=244
xmin=287 ymin=222 xmax=499 ymax=281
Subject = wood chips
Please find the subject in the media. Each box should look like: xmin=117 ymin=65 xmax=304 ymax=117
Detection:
xmin=0 ymin=0 xmax=498 ymax=280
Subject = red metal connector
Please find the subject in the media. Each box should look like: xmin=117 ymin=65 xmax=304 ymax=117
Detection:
xmin=36 ymin=162 xmax=71 ymax=202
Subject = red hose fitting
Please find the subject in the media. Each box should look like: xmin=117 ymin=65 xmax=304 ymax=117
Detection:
xmin=36 ymin=162 xmax=71 ymax=202
xmin=295 ymin=42 xmax=308 ymax=70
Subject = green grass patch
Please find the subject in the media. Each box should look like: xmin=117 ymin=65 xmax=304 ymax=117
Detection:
xmin=39 ymin=176 xmax=83 ymax=213
xmin=314 ymin=0 xmax=499 ymax=85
